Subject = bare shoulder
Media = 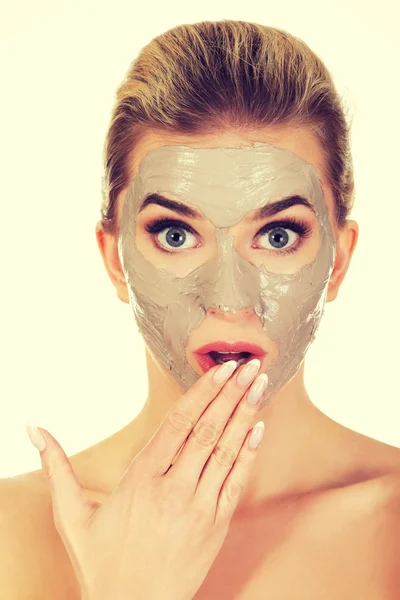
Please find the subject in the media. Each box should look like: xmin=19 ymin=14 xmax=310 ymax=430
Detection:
xmin=371 ymin=468 xmax=400 ymax=579
xmin=354 ymin=470 xmax=400 ymax=597
xmin=328 ymin=422 xmax=400 ymax=504
xmin=352 ymin=433 xmax=400 ymax=506
xmin=323 ymin=431 xmax=400 ymax=523
xmin=312 ymin=439 xmax=400 ymax=598
xmin=0 ymin=471 xmax=80 ymax=600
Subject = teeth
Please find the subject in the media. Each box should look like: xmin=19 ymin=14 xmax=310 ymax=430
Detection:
xmin=217 ymin=351 xmax=243 ymax=354
xmin=214 ymin=356 xmax=249 ymax=366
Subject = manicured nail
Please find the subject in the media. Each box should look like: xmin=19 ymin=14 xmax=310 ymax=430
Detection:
xmin=247 ymin=374 xmax=269 ymax=405
xmin=213 ymin=360 xmax=237 ymax=384
xmin=237 ymin=358 xmax=260 ymax=386
xmin=26 ymin=421 xmax=46 ymax=452
xmin=249 ymin=421 xmax=265 ymax=449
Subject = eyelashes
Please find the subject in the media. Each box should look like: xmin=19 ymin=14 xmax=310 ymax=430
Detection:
xmin=257 ymin=217 xmax=312 ymax=243
xmin=144 ymin=216 xmax=313 ymax=255
xmin=145 ymin=217 xmax=197 ymax=237
xmin=144 ymin=218 xmax=199 ymax=255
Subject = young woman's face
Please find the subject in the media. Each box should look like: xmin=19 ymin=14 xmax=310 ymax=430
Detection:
xmin=115 ymin=127 xmax=339 ymax=407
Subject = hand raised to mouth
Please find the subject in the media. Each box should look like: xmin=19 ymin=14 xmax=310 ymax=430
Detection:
xmin=26 ymin=357 xmax=267 ymax=600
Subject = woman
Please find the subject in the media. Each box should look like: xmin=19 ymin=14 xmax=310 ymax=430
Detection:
xmin=3 ymin=19 xmax=400 ymax=600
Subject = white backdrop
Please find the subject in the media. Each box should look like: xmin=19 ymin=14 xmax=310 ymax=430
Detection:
xmin=1 ymin=0 xmax=399 ymax=478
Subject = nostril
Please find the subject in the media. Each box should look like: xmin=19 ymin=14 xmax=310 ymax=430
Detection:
xmin=207 ymin=306 xmax=254 ymax=319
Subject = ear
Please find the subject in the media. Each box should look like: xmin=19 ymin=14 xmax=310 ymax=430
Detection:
xmin=326 ymin=219 xmax=359 ymax=302
xmin=95 ymin=221 xmax=129 ymax=304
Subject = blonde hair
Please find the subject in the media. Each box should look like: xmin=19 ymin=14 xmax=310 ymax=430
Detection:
xmin=100 ymin=20 xmax=355 ymax=235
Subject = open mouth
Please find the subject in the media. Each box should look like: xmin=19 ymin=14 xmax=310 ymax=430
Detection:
xmin=193 ymin=341 xmax=267 ymax=374
xmin=209 ymin=350 xmax=252 ymax=366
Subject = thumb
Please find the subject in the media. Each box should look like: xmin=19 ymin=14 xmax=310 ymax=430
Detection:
xmin=25 ymin=422 xmax=94 ymax=532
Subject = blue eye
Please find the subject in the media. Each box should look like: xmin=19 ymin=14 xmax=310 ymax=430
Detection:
xmin=144 ymin=218 xmax=198 ymax=252
xmin=144 ymin=216 xmax=313 ymax=255
xmin=255 ymin=218 xmax=312 ymax=254
xmin=160 ymin=226 xmax=197 ymax=250
xmin=258 ymin=226 xmax=298 ymax=251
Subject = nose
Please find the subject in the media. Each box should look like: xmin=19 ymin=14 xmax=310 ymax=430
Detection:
xmin=206 ymin=306 xmax=255 ymax=321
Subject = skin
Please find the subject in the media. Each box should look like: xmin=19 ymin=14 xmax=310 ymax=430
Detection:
xmin=92 ymin=125 xmax=366 ymax=516
xmin=4 ymin=125 xmax=400 ymax=600
xmin=2 ymin=125 xmax=400 ymax=600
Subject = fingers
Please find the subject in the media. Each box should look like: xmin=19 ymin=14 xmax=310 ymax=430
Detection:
xmin=132 ymin=360 xmax=239 ymax=478
xmin=213 ymin=421 xmax=265 ymax=527
xmin=194 ymin=373 xmax=268 ymax=504
xmin=166 ymin=359 xmax=263 ymax=489
xmin=26 ymin=424 xmax=93 ymax=534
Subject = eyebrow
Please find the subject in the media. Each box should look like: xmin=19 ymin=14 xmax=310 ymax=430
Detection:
xmin=138 ymin=192 xmax=315 ymax=221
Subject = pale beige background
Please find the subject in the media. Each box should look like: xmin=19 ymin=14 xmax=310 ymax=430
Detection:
xmin=1 ymin=0 xmax=399 ymax=478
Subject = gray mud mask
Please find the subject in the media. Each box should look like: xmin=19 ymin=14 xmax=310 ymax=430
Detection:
xmin=117 ymin=143 xmax=336 ymax=409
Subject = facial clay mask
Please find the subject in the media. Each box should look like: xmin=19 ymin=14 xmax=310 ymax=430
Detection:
xmin=117 ymin=143 xmax=336 ymax=408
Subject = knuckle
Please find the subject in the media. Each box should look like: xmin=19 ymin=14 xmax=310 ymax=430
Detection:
xmin=226 ymin=479 xmax=244 ymax=501
xmin=167 ymin=409 xmax=195 ymax=435
xmin=211 ymin=442 xmax=236 ymax=469
xmin=193 ymin=418 xmax=221 ymax=448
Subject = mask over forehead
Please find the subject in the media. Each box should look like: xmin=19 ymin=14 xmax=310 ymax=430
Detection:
xmin=117 ymin=142 xmax=336 ymax=409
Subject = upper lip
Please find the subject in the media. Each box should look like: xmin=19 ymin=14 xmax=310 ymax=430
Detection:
xmin=195 ymin=341 xmax=266 ymax=355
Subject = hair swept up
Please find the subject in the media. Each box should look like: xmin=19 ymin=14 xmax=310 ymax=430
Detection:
xmin=100 ymin=20 xmax=355 ymax=234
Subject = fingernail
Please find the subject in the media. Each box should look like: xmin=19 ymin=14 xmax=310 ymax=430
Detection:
xmin=249 ymin=421 xmax=265 ymax=449
xmin=213 ymin=360 xmax=237 ymax=384
xmin=237 ymin=358 xmax=260 ymax=386
xmin=26 ymin=421 xmax=46 ymax=452
xmin=247 ymin=374 xmax=269 ymax=405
